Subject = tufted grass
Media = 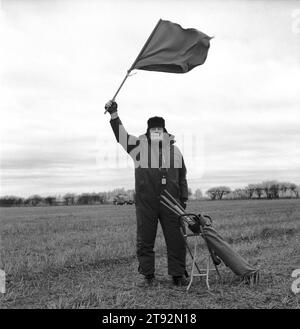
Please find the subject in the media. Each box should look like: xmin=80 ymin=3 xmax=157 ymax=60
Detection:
xmin=0 ymin=199 xmax=299 ymax=309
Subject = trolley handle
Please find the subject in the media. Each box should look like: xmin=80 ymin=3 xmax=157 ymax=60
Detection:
xmin=178 ymin=213 xmax=201 ymax=234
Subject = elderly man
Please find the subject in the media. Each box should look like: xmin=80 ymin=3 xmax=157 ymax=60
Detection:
xmin=105 ymin=100 xmax=189 ymax=286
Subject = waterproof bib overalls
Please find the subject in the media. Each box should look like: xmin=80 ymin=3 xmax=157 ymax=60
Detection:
xmin=110 ymin=116 xmax=188 ymax=276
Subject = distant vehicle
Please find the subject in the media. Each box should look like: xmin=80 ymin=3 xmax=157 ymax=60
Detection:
xmin=113 ymin=194 xmax=134 ymax=205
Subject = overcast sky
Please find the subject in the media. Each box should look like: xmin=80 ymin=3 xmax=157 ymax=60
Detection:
xmin=1 ymin=0 xmax=300 ymax=197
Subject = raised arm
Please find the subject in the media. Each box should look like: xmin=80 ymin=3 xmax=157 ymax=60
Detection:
xmin=105 ymin=100 xmax=139 ymax=154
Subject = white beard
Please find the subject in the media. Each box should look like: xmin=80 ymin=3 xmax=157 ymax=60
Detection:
xmin=150 ymin=131 xmax=163 ymax=141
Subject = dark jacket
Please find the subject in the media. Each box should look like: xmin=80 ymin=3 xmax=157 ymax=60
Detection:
xmin=110 ymin=116 xmax=189 ymax=205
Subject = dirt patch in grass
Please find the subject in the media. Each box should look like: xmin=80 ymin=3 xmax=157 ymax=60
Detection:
xmin=226 ymin=226 xmax=298 ymax=244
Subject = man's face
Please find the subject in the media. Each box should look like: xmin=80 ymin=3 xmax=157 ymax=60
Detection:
xmin=149 ymin=127 xmax=164 ymax=141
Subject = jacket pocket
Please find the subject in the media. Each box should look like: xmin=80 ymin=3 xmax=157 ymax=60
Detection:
xmin=167 ymin=178 xmax=180 ymax=198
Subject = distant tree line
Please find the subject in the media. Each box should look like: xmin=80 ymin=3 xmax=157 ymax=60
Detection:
xmin=205 ymin=181 xmax=300 ymax=200
xmin=1 ymin=181 xmax=299 ymax=207
xmin=0 ymin=188 xmax=135 ymax=207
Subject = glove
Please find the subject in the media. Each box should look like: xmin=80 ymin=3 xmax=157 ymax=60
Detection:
xmin=104 ymin=100 xmax=118 ymax=114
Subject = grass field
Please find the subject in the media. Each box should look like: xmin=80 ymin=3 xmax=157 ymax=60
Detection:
xmin=0 ymin=199 xmax=299 ymax=309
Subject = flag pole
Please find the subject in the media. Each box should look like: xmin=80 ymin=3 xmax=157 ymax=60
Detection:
xmin=104 ymin=19 xmax=162 ymax=114
xmin=104 ymin=71 xmax=130 ymax=114
xmin=111 ymin=71 xmax=131 ymax=102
